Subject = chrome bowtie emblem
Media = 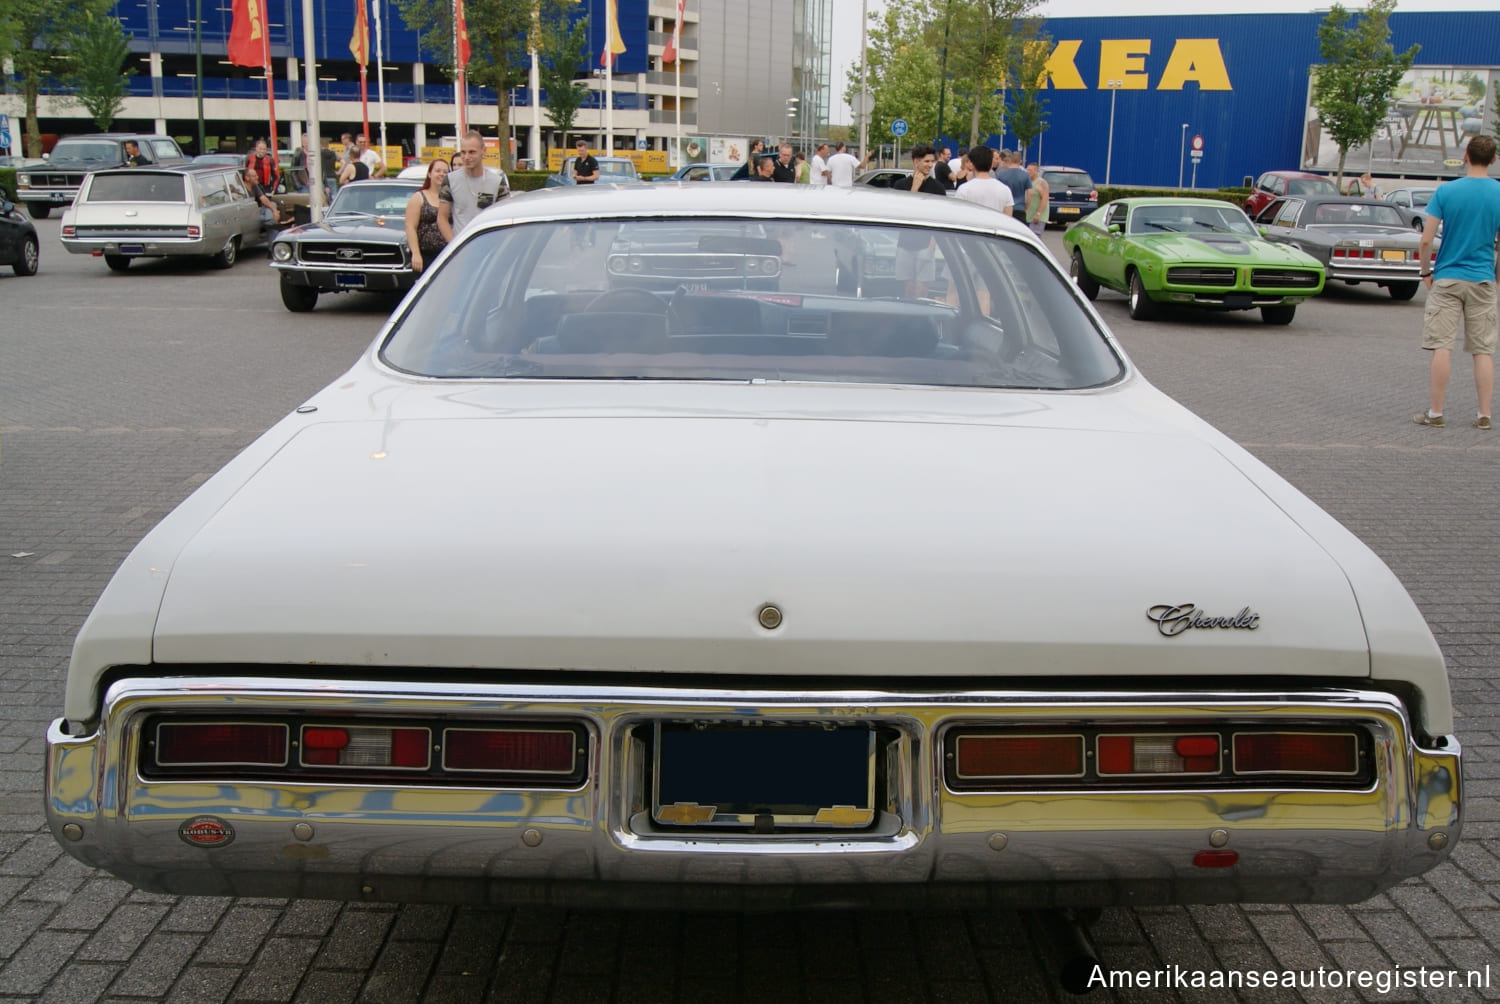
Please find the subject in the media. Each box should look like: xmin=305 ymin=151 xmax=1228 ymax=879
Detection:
xmin=336 ymin=247 xmax=363 ymax=261
xmin=1147 ymin=604 xmax=1260 ymax=637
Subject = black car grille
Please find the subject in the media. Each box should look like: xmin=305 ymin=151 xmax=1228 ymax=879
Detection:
xmin=29 ymin=173 xmax=84 ymax=188
xmin=1251 ymin=269 xmax=1321 ymax=288
xmin=74 ymin=225 xmax=190 ymax=238
xmin=299 ymin=243 xmax=404 ymax=266
xmin=1166 ymin=267 xmax=1237 ymax=286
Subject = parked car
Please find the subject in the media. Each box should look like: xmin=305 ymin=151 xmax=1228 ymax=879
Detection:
xmin=44 ymin=185 xmax=1459 ymax=920
xmin=1064 ymin=197 xmax=1325 ymax=323
xmin=268 ymin=178 xmax=422 ymax=311
xmin=0 ymin=192 xmax=39 ymax=276
xmin=1251 ymin=195 xmax=1426 ymax=300
xmin=657 ymin=162 xmax=740 ymax=182
xmin=604 ymin=220 xmax=781 ymax=292
xmin=193 ymin=154 xmax=247 ymax=169
xmin=1244 ymin=170 xmax=1339 ymax=217
xmin=545 ymin=155 xmax=639 ymax=187
xmin=14 ymin=133 xmax=188 ymax=218
xmin=58 ymin=164 xmax=269 ymax=271
xmin=854 ymin=167 xmax=917 ymax=189
xmin=1041 ymin=165 xmax=1098 ymax=226
xmin=1384 ymin=185 xmax=1439 ymax=233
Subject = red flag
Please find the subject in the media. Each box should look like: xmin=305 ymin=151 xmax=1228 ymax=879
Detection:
xmin=663 ymin=0 xmax=685 ymax=64
xmin=227 ymin=0 xmax=267 ymax=68
xmin=349 ymin=0 xmax=369 ymax=66
xmin=455 ymin=0 xmax=471 ymax=68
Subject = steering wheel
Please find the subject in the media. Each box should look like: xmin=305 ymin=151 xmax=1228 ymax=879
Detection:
xmin=585 ymin=288 xmax=668 ymax=313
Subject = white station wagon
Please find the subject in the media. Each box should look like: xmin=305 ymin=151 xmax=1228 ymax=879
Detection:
xmin=59 ymin=164 xmax=270 ymax=271
xmin=45 ymin=185 xmax=1460 ymax=920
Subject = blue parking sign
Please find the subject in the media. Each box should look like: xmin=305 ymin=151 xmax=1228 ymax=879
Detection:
xmin=891 ymin=118 xmax=909 ymax=138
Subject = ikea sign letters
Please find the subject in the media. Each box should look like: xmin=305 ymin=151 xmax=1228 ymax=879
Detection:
xmin=1044 ymin=38 xmax=1233 ymax=91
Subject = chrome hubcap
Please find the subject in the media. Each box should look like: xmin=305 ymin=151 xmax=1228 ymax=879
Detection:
xmin=25 ymin=242 xmax=37 ymax=268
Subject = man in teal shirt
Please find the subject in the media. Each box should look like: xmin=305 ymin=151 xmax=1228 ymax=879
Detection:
xmin=1415 ymin=135 xmax=1500 ymax=430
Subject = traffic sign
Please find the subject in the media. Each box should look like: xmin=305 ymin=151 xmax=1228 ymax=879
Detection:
xmin=891 ymin=118 xmax=909 ymax=138
xmin=1191 ymin=133 xmax=1204 ymax=151
xmin=850 ymin=91 xmax=874 ymax=117
xmin=0 ymin=113 xmax=10 ymax=152
xmin=1190 ymin=149 xmax=1204 ymax=161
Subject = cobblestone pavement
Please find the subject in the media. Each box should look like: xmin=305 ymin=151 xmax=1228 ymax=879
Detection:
xmin=0 ymin=219 xmax=1496 ymax=1002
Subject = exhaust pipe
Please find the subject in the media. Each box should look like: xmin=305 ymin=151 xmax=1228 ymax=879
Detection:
xmin=1025 ymin=909 xmax=1103 ymax=995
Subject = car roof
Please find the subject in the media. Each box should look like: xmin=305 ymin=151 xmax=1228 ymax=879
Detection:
xmin=1114 ymin=197 xmax=1242 ymax=208
xmin=338 ymin=178 xmax=422 ymax=188
xmin=102 ymin=164 xmax=229 ymax=175
xmin=1041 ymin=166 xmax=1090 ymax=173
xmin=468 ymin=182 xmax=1037 ymax=239
xmin=1265 ymin=170 xmax=1331 ymax=180
xmin=1293 ymin=195 xmax=1401 ymax=208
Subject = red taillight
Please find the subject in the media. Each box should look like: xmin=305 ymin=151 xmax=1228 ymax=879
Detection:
xmin=953 ymin=734 xmax=1085 ymax=779
xmin=187 ymin=225 xmax=201 ymax=238
xmin=443 ymin=728 xmax=578 ymax=774
xmin=62 ymin=225 xmax=75 ymax=237
xmin=1193 ymin=850 xmax=1239 ymax=868
xmin=299 ymin=726 xmax=429 ymax=768
xmin=156 ymin=722 xmax=287 ymax=766
xmin=1088 ymin=190 xmax=1098 ymax=201
xmin=1096 ymin=734 xmax=1219 ymax=775
xmin=1233 ymin=732 xmax=1359 ymax=775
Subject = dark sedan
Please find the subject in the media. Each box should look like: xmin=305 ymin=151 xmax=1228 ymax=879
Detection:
xmin=1252 ymin=195 xmax=1426 ymax=300
xmin=657 ymin=162 xmax=739 ymax=182
xmin=268 ymin=179 xmax=420 ymax=312
xmin=0 ymin=192 xmax=39 ymax=275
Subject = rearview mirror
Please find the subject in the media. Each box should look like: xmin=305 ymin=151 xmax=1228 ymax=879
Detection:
xmin=0 ymin=200 xmax=14 ymax=216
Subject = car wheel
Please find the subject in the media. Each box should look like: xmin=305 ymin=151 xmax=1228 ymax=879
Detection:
xmin=211 ymin=236 xmax=239 ymax=270
xmin=1127 ymin=270 xmax=1157 ymax=320
xmin=1261 ymin=304 xmax=1296 ymax=325
xmin=1070 ymin=249 xmax=1099 ymax=300
xmin=1388 ymin=281 xmax=1420 ymax=301
xmin=13 ymin=235 xmax=38 ymax=276
xmin=104 ymin=254 xmax=131 ymax=273
xmin=280 ymin=277 xmax=318 ymax=312
xmin=25 ymin=202 xmax=50 ymax=220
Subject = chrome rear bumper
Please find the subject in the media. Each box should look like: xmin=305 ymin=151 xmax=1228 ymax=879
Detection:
xmin=45 ymin=677 xmax=1461 ymax=908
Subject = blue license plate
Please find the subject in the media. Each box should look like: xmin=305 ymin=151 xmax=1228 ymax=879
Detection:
xmin=118 ymin=244 xmax=145 ymax=255
xmin=335 ymin=273 xmax=366 ymax=288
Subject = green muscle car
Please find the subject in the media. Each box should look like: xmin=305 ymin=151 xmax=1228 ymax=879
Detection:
xmin=1063 ymin=198 xmax=1325 ymax=325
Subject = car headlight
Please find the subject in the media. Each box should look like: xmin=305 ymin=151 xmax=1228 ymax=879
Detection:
xmin=16 ymin=174 xmax=29 ymax=187
xmin=272 ymin=243 xmax=293 ymax=262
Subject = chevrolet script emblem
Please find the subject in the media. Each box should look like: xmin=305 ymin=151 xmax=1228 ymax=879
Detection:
xmin=1147 ymin=604 xmax=1260 ymax=637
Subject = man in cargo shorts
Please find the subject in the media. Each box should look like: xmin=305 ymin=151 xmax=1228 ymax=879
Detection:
xmin=1414 ymin=135 xmax=1500 ymax=430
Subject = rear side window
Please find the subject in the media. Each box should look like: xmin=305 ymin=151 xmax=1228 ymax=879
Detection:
xmin=86 ymin=174 xmax=188 ymax=203
xmin=151 ymin=139 xmax=182 ymax=161
xmin=195 ymin=172 xmax=228 ymax=207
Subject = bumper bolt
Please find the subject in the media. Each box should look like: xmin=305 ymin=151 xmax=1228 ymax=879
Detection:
xmin=1429 ymin=832 xmax=1449 ymax=851
xmin=61 ymin=824 xmax=83 ymax=842
xmin=1209 ymin=828 xmax=1230 ymax=848
xmin=522 ymin=828 xmax=543 ymax=847
xmin=292 ymin=822 xmax=314 ymax=842
xmin=987 ymin=833 xmax=1008 ymax=852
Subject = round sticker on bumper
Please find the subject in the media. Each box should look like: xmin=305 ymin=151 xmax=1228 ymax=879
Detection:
xmin=178 ymin=816 xmax=235 ymax=847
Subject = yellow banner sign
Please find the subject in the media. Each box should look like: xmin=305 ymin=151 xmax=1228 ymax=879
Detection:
xmin=545 ymin=149 xmax=669 ymax=173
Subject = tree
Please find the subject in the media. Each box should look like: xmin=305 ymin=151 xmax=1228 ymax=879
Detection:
xmin=394 ymin=0 xmax=574 ymax=170
xmin=67 ymin=13 xmax=134 ymax=131
xmin=943 ymin=0 xmax=1041 ymax=148
xmin=537 ymin=15 xmax=589 ymax=150
xmin=845 ymin=2 xmax=941 ymax=151
xmin=0 ymin=0 xmax=109 ymax=156
xmin=1005 ymin=26 xmax=1051 ymax=158
xmin=1312 ymin=0 xmax=1418 ymax=188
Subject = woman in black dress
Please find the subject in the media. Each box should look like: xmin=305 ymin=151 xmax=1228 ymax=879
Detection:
xmin=404 ymin=159 xmax=450 ymax=274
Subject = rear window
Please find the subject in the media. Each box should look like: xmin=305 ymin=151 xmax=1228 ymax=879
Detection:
xmin=85 ymin=173 xmax=188 ymax=203
xmin=1045 ymin=171 xmax=1094 ymax=190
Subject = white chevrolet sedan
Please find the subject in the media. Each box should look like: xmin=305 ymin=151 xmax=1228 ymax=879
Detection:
xmin=45 ymin=184 xmax=1459 ymax=914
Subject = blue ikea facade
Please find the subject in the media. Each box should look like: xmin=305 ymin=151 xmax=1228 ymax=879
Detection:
xmin=1000 ymin=11 xmax=1500 ymax=189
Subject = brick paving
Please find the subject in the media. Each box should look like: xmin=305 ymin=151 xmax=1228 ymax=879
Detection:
xmin=0 ymin=222 xmax=1495 ymax=1001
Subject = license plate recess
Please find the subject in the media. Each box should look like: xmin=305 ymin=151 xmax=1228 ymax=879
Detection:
xmin=119 ymin=244 xmax=145 ymax=255
xmin=652 ymin=723 xmax=877 ymax=829
xmin=335 ymin=272 xmax=367 ymax=288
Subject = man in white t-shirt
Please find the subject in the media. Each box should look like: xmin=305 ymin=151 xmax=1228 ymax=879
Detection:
xmin=356 ymin=134 xmax=386 ymax=179
xmin=952 ymin=146 xmax=1014 ymax=215
xmin=809 ymin=142 xmax=831 ymax=187
xmin=826 ymin=142 xmax=861 ymax=189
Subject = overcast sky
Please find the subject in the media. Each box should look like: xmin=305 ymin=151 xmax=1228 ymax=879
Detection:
xmin=827 ymin=0 xmax=1498 ymax=124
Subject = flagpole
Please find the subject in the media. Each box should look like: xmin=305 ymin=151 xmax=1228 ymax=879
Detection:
xmin=374 ymin=0 xmax=388 ymax=163
xmin=357 ymin=1 xmax=370 ymax=141
xmin=605 ymin=56 xmax=613 ymax=156
xmin=261 ymin=13 xmax=278 ymax=165
xmin=453 ymin=0 xmax=463 ymax=139
xmin=301 ymin=0 xmax=323 ymax=222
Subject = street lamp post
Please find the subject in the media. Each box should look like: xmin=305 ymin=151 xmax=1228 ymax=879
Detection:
xmin=1104 ymin=79 xmax=1122 ymax=186
xmin=786 ymin=96 xmax=798 ymax=144
xmin=1179 ymin=123 xmax=1188 ymax=189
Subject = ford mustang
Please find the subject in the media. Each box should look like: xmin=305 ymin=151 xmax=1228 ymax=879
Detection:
xmin=269 ymin=179 xmax=421 ymax=312
xmin=45 ymin=185 xmax=1459 ymax=918
xmin=1064 ymin=198 xmax=1326 ymax=324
